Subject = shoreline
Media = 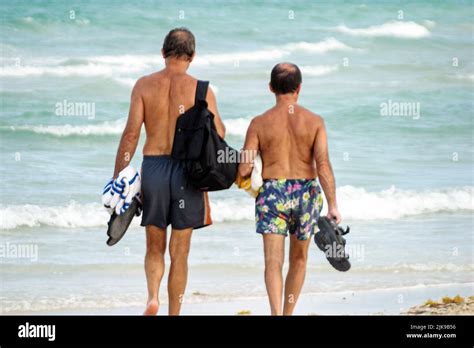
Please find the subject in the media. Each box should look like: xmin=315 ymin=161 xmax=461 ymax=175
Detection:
xmin=6 ymin=282 xmax=473 ymax=316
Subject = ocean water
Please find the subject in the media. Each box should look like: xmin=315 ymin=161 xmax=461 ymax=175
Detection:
xmin=0 ymin=0 xmax=473 ymax=314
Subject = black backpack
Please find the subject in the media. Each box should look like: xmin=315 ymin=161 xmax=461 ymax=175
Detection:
xmin=171 ymin=80 xmax=238 ymax=191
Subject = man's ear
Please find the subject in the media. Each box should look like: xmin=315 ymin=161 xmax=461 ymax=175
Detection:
xmin=295 ymin=84 xmax=302 ymax=95
xmin=269 ymin=83 xmax=274 ymax=94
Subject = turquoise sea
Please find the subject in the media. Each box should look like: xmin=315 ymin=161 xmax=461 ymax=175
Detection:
xmin=0 ymin=0 xmax=473 ymax=313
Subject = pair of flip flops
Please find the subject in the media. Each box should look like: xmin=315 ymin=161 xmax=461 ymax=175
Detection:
xmin=106 ymin=197 xmax=142 ymax=246
xmin=314 ymin=216 xmax=351 ymax=272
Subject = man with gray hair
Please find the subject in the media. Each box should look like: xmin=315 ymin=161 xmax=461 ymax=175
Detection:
xmin=112 ymin=28 xmax=225 ymax=315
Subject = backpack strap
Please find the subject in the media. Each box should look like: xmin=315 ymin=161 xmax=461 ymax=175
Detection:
xmin=195 ymin=80 xmax=209 ymax=103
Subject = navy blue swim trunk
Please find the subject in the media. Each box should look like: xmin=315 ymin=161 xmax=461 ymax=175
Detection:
xmin=140 ymin=155 xmax=212 ymax=230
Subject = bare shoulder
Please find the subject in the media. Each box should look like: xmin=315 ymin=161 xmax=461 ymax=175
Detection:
xmin=184 ymin=72 xmax=198 ymax=82
xmin=251 ymin=107 xmax=279 ymax=131
xmin=206 ymin=83 xmax=217 ymax=100
xmin=298 ymin=105 xmax=325 ymax=126
xmin=131 ymin=73 xmax=158 ymax=95
xmin=134 ymin=71 xmax=194 ymax=96
xmin=249 ymin=112 xmax=266 ymax=130
xmin=258 ymin=107 xmax=278 ymax=121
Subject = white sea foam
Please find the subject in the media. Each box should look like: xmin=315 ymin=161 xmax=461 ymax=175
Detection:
xmin=0 ymin=54 xmax=162 ymax=78
xmin=336 ymin=185 xmax=474 ymax=220
xmin=7 ymin=116 xmax=243 ymax=137
xmin=0 ymin=38 xmax=352 ymax=77
xmin=197 ymin=48 xmax=286 ymax=65
xmin=336 ymin=21 xmax=430 ymax=39
xmin=0 ymin=62 xmax=148 ymax=78
xmin=1 ymin=186 xmax=472 ymax=229
xmin=0 ymin=202 xmax=107 ymax=230
xmin=196 ymin=38 xmax=351 ymax=65
xmin=114 ymin=77 xmax=136 ymax=87
xmin=209 ymin=83 xmax=219 ymax=94
xmin=423 ymin=20 xmax=436 ymax=29
xmin=0 ymin=199 xmax=252 ymax=230
xmin=87 ymin=54 xmax=162 ymax=67
xmin=282 ymin=38 xmax=352 ymax=53
xmin=8 ymin=119 xmax=126 ymax=137
xmin=224 ymin=117 xmax=252 ymax=137
xmin=300 ymin=64 xmax=339 ymax=77
xmin=453 ymin=73 xmax=474 ymax=82
xmin=0 ymin=293 xmax=145 ymax=314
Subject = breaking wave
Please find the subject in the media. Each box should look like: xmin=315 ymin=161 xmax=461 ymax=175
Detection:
xmin=335 ymin=21 xmax=431 ymax=39
xmin=1 ymin=186 xmax=472 ymax=229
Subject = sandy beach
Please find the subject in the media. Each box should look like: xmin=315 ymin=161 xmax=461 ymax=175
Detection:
xmin=405 ymin=295 xmax=474 ymax=315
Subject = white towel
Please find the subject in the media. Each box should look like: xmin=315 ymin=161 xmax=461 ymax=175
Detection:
xmin=102 ymin=179 xmax=115 ymax=214
xmin=251 ymin=154 xmax=263 ymax=191
xmin=102 ymin=165 xmax=141 ymax=215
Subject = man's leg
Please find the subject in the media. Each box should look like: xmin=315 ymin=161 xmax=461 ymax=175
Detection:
xmin=144 ymin=225 xmax=167 ymax=315
xmin=283 ymin=234 xmax=311 ymax=315
xmin=263 ymin=234 xmax=285 ymax=315
xmin=168 ymin=228 xmax=193 ymax=315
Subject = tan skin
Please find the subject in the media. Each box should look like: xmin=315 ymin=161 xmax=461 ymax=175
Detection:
xmin=238 ymin=83 xmax=341 ymax=315
xmin=112 ymin=51 xmax=225 ymax=316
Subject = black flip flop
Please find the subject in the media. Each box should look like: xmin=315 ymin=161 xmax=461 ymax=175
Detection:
xmin=314 ymin=216 xmax=351 ymax=272
xmin=106 ymin=197 xmax=142 ymax=246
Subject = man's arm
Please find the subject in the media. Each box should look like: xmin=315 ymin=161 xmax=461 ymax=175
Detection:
xmin=238 ymin=118 xmax=259 ymax=178
xmin=314 ymin=118 xmax=341 ymax=223
xmin=206 ymin=87 xmax=226 ymax=139
xmin=112 ymin=80 xmax=145 ymax=178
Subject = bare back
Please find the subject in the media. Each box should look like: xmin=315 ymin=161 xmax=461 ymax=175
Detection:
xmin=135 ymin=70 xmax=224 ymax=156
xmin=253 ymin=104 xmax=322 ymax=179
xmin=140 ymin=71 xmax=197 ymax=155
xmin=113 ymin=64 xmax=224 ymax=179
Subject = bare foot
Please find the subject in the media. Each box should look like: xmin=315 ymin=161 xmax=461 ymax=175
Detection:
xmin=143 ymin=299 xmax=159 ymax=315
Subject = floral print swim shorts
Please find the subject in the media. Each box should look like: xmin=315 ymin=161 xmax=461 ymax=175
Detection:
xmin=255 ymin=179 xmax=323 ymax=241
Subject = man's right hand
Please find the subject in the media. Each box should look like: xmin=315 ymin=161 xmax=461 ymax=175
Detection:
xmin=327 ymin=207 xmax=342 ymax=225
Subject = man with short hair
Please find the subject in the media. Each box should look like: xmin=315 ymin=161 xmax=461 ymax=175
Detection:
xmin=112 ymin=27 xmax=225 ymax=315
xmin=239 ymin=62 xmax=341 ymax=315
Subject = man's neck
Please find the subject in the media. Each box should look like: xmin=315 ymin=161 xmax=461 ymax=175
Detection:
xmin=164 ymin=58 xmax=190 ymax=73
xmin=275 ymin=93 xmax=298 ymax=106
